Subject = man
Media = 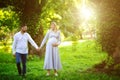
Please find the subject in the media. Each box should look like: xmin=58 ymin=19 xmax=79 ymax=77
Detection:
xmin=12 ymin=24 xmax=39 ymax=76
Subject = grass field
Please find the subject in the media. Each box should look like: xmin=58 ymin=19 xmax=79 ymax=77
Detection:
xmin=0 ymin=40 xmax=120 ymax=80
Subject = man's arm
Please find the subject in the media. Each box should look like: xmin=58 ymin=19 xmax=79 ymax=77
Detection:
xmin=12 ymin=35 xmax=17 ymax=56
xmin=27 ymin=33 xmax=39 ymax=50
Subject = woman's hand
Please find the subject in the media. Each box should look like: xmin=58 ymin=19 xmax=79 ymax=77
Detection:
xmin=52 ymin=43 xmax=58 ymax=47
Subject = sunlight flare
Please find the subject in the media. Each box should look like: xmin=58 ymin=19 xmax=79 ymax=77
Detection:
xmin=81 ymin=6 xmax=92 ymax=20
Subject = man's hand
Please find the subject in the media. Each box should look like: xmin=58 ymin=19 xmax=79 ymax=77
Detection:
xmin=52 ymin=43 xmax=58 ymax=47
xmin=13 ymin=54 xmax=16 ymax=57
xmin=36 ymin=47 xmax=40 ymax=52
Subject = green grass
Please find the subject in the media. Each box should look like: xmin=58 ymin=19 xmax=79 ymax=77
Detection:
xmin=0 ymin=40 xmax=120 ymax=80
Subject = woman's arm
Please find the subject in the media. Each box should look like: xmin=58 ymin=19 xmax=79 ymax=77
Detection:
xmin=40 ymin=30 xmax=50 ymax=48
xmin=28 ymin=33 xmax=38 ymax=49
xmin=57 ymin=30 xmax=61 ymax=45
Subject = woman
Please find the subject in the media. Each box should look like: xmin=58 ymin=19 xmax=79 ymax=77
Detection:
xmin=39 ymin=21 xmax=62 ymax=76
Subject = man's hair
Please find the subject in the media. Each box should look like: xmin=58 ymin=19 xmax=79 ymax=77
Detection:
xmin=20 ymin=24 xmax=27 ymax=28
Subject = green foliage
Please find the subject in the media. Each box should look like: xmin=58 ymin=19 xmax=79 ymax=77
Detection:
xmin=0 ymin=7 xmax=19 ymax=31
xmin=40 ymin=0 xmax=83 ymax=39
xmin=0 ymin=27 xmax=10 ymax=41
xmin=104 ymin=56 xmax=114 ymax=69
xmin=0 ymin=26 xmax=11 ymax=51
xmin=0 ymin=8 xmax=19 ymax=51
xmin=0 ymin=0 xmax=93 ymax=42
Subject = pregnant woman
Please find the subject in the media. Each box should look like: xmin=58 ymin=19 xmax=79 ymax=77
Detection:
xmin=39 ymin=21 xmax=62 ymax=76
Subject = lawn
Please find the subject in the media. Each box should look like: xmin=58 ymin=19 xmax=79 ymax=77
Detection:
xmin=0 ymin=40 xmax=120 ymax=80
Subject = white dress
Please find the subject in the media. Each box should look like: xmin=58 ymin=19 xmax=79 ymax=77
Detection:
xmin=40 ymin=30 xmax=62 ymax=70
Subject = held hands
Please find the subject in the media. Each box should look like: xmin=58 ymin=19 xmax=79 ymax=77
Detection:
xmin=52 ymin=43 xmax=58 ymax=47
xmin=36 ymin=47 xmax=41 ymax=52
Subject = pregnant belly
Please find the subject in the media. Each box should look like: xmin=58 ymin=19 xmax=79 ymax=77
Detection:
xmin=47 ymin=37 xmax=57 ymax=45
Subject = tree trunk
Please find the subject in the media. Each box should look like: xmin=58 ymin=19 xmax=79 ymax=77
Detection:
xmin=12 ymin=0 xmax=47 ymax=56
xmin=113 ymin=47 xmax=120 ymax=64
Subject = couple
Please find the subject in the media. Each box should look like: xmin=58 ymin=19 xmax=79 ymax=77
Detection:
xmin=12 ymin=22 xmax=62 ymax=77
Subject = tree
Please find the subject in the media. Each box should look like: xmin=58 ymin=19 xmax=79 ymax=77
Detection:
xmin=92 ymin=0 xmax=120 ymax=75
xmin=0 ymin=0 xmax=47 ymax=55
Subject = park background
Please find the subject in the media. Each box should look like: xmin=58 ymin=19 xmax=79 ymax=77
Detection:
xmin=0 ymin=0 xmax=120 ymax=80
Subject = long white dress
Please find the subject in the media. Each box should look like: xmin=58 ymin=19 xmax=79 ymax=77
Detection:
xmin=40 ymin=30 xmax=62 ymax=70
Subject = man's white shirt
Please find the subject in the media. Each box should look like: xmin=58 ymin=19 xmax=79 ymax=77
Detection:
xmin=12 ymin=31 xmax=38 ymax=54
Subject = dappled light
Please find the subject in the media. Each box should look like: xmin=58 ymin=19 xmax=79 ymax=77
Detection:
xmin=0 ymin=0 xmax=120 ymax=79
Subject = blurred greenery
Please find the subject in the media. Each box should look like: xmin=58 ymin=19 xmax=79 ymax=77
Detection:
xmin=0 ymin=40 xmax=120 ymax=80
